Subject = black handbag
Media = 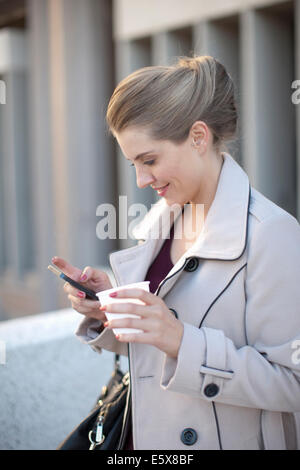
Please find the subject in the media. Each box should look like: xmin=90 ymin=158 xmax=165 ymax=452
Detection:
xmin=57 ymin=354 xmax=131 ymax=450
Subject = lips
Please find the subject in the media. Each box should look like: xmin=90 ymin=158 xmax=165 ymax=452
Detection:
xmin=155 ymin=183 xmax=169 ymax=196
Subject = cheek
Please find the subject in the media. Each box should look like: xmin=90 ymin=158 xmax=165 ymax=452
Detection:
xmin=165 ymin=161 xmax=185 ymax=182
xmin=171 ymin=166 xmax=199 ymax=185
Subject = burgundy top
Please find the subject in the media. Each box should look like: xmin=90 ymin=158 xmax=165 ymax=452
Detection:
xmin=123 ymin=223 xmax=175 ymax=450
xmin=145 ymin=222 xmax=175 ymax=294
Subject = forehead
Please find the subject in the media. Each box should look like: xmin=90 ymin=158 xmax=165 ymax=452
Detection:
xmin=116 ymin=126 xmax=158 ymax=159
xmin=116 ymin=126 xmax=153 ymax=146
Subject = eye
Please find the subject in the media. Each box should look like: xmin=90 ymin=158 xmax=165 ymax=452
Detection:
xmin=129 ymin=159 xmax=155 ymax=167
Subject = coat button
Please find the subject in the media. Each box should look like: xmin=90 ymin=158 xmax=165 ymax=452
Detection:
xmin=204 ymin=383 xmax=219 ymax=398
xmin=181 ymin=428 xmax=198 ymax=446
xmin=184 ymin=257 xmax=199 ymax=272
xmin=169 ymin=308 xmax=178 ymax=319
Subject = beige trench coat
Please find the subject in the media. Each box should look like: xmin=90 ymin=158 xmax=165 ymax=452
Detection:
xmin=76 ymin=153 xmax=300 ymax=450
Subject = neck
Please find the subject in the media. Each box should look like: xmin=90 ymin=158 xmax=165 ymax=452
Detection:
xmin=190 ymin=151 xmax=224 ymax=219
xmin=179 ymin=151 xmax=224 ymax=243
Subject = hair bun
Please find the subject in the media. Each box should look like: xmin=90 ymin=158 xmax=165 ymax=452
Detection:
xmin=177 ymin=55 xmax=216 ymax=70
xmin=106 ymin=54 xmax=237 ymax=151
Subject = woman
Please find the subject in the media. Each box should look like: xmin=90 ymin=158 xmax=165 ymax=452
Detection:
xmin=53 ymin=55 xmax=300 ymax=450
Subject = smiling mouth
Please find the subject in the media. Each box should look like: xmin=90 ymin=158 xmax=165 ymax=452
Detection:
xmin=154 ymin=183 xmax=169 ymax=195
xmin=152 ymin=184 xmax=169 ymax=190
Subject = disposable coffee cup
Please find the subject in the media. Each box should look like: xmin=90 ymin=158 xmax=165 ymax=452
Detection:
xmin=97 ymin=281 xmax=150 ymax=336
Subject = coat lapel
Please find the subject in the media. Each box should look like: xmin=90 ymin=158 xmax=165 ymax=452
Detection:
xmin=109 ymin=194 xmax=183 ymax=286
xmin=109 ymin=153 xmax=251 ymax=300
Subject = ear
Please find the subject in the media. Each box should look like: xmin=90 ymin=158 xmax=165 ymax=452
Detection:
xmin=190 ymin=121 xmax=214 ymax=154
xmin=190 ymin=121 xmax=208 ymax=142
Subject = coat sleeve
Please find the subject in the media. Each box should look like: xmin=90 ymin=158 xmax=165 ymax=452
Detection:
xmin=75 ymin=317 xmax=128 ymax=357
xmin=160 ymin=213 xmax=300 ymax=412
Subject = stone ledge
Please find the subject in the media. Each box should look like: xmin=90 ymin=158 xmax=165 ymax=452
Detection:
xmin=0 ymin=309 xmax=128 ymax=450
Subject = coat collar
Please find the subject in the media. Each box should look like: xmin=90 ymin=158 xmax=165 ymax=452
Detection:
xmin=132 ymin=152 xmax=251 ymax=261
xmin=109 ymin=153 xmax=251 ymax=286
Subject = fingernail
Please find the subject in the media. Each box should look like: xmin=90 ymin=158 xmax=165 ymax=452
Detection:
xmin=115 ymin=335 xmax=120 ymax=340
xmin=103 ymin=322 xmax=109 ymax=327
xmin=77 ymin=291 xmax=85 ymax=298
xmin=109 ymin=292 xmax=117 ymax=297
xmin=99 ymin=305 xmax=106 ymax=311
xmin=52 ymin=257 xmax=57 ymax=263
xmin=80 ymin=273 xmax=87 ymax=281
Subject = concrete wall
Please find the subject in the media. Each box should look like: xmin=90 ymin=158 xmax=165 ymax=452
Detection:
xmin=113 ymin=0 xmax=299 ymax=234
xmin=113 ymin=0 xmax=287 ymax=40
xmin=0 ymin=0 xmax=117 ymax=321
xmin=0 ymin=309 xmax=128 ymax=450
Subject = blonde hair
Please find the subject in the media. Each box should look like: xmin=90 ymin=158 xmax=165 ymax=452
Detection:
xmin=106 ymin=55 xmax=237 ymax=150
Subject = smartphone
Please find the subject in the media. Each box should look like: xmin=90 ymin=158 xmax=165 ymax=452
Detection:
xmin=48 ymin=264 xmax=98 ymax=301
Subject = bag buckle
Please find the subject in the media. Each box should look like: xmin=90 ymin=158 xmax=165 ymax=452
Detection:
xmin=88 ymin=416 xmax=105 ymax=450
xmin=122 ymin=372 xmax=130 ymax=386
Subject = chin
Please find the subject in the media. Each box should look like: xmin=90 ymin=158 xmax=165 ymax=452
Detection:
xmin=165 ymin=197 xmax=185 ymax=208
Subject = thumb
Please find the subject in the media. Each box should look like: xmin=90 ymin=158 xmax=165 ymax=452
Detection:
xmin=79 ymin=266 xmax=108 ymax=283
xmin=79 ymin=266 xmax=112 ymax=290
xmin=79 ymin=266 xmax=93 ymax=282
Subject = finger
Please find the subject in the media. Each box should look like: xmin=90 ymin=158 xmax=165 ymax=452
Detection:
xmin=69 ymin=294 xmax=100 ymax=309
xmin=100 ymin=302 xmax=153 ymax=317
xmin=106 ymin=317 xmax=152 ymax=332
xmin=63 ymin=282 xmax=86 ymax=298
xmin=79 ymin=266 xmax=112 ymax=290
xmin=52 ymin=256 xmax=82 ymax=281
xmin=78 ymin=265 xmax=92 ymax=282
xmin=68 ymin=294 xmax=102 ymax=315
xmin=64 ymin=281 xmax=78 ymax=295
xmin=63 ymin=281 xmax=77 ymax=294
xmin=108 ymin=288 xmax=156 ymax=305
xmin=116 ymin=332 xmax=153 ymax=344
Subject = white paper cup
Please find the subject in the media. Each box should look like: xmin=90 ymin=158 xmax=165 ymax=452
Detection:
xmin=97 ymin=281 xmax=150 ymax=336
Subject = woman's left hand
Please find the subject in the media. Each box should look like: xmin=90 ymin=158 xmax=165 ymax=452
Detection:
xmin=100 ymin=288 xmax=184 ymax=359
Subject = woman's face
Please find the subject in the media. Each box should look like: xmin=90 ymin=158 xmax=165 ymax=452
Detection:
xmin=115 ymin=125 xmax=218 ymax=207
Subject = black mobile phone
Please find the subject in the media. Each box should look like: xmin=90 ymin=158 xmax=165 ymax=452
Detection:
xmin=47 ymin=264 xmax=98 ymax=301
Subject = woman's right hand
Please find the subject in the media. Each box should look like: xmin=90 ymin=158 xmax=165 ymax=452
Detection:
xmin=52 ymin=256 xmax=113 ymax=322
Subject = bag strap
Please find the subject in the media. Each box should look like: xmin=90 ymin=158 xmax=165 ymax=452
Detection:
xmin=114 ymin=353 xmax=121 ymax=372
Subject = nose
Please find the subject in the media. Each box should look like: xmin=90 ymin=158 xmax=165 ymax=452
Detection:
xmin=135 ymin=167 xmax=155 ymax=189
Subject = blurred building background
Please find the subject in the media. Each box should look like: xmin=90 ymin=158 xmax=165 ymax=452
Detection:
xmin=0 ymin=0 xmax=299 ymax=321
